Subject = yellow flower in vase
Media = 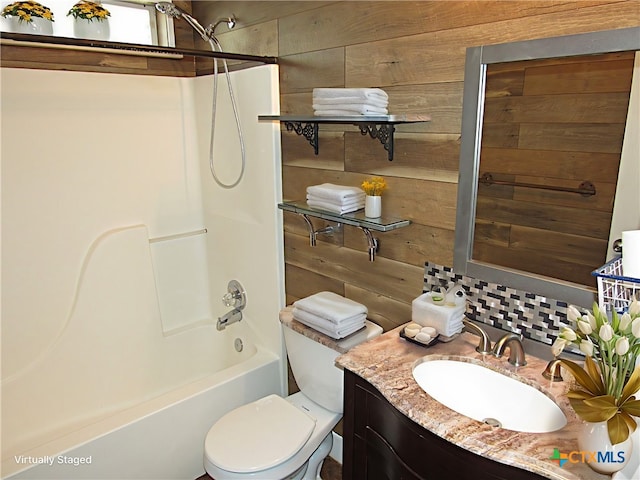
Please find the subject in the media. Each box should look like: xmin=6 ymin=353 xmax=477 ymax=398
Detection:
xmin=1 ymin=1 xmax=54 ymax=22
xmin=361 ymin=176 xmax=387 ymax=197
xmin=361 ymin=176 xmax=387 ymax=218
xmin=67 ymin=0 xmax=110 ymax=21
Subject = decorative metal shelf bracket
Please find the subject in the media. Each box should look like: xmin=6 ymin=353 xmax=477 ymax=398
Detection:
xmin=480 ymin=173 xmax=596 ymax=197
xmin=260 ymin=115 xmax=430 ymax=161
xmin=357 ymin=123 xmax=395 ymax=161
xmin=284 ymin=121 xmax=319 ymax=155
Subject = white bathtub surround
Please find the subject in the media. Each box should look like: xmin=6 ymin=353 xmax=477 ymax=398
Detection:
xmin=1 ymin=64 xmax=284 ymax=479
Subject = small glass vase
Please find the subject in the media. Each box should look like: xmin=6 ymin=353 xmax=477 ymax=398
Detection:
xmin=365 ymin=195 xmax=382 ymax=218
xmin=8 ymin=16 xmax=53 ymax=35
xmin=74 ymin=18 xmax=110 ymax=41
xmin=577 ymin=420 xmax=633 ymax=474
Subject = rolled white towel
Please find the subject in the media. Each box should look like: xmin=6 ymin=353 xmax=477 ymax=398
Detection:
xmin=293 ymin=307 xmax=366 ymax=339
xmin=306 ymin=198 xmax=363 ymax=214
xmin=313 ymin=88 xmax=388 ymax=102
xmin=313 ymin=105 xmax=388 ymax=116
xmin=293 ymin=291 xmax=368 ymax=323
xmin=306 ymin=183 xmax=365 ymax=203
xmin=313 ymin=96 xmax=388 ymax=109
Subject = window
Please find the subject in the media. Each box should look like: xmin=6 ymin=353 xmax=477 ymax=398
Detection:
xmin=0 ymin=0 xmax=174 ymax=46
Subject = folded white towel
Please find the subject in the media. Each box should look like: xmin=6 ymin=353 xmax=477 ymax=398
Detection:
xmin=293 ymin=307 xmax=366 ymax=339
xmin=306 ymin=184 xmax=366 ymax=203
xmin=313 ymin=105 xmax=389 ymax=116
xmin=312 ymin=96 xmax=388 ymax=109
xmin=293 ymin=291 xmax=368 ymax=323
xmin=313 ymin=88 xmax=388 ymax=101
xmin=306 ymin=199 xmax=364 ymax=214
xmin=306 ymin=193 xmax=364 ymax=208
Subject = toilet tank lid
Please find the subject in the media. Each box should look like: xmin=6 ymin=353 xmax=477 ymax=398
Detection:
xmin=336 ymin=319 xmax=383 ymax=351
xmin=204 ymin=394 xmax=315 ymax=473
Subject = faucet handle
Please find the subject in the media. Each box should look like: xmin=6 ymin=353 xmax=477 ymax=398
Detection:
xmin=542 ymin=358 xmax=564 ymax=381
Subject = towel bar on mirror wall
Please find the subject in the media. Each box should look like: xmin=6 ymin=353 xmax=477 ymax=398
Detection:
xmin=479 ymin=173 xmax=596 ymax=197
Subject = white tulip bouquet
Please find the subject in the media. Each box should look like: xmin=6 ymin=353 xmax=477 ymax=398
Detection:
xmin=552 ymin=299 xmax=640 ymax=444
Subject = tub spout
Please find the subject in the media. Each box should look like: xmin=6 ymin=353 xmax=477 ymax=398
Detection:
xmin=217 ymin=308 xmax=242 ymax=330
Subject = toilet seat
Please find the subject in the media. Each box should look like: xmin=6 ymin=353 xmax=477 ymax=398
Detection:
xmin=205 ymin=394 xmax=316 ymax=473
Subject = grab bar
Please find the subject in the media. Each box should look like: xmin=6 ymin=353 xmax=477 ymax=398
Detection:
xmin=149 ymin=228 xmax=207 ymax=244
xmin=479 ymin=173 xmax=596 ymax=197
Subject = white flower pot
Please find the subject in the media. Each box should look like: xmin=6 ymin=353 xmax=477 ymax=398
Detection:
xmin=74 ymin=18 xmax=110 ymax=41
xmin=365 ymin=195 xmax=382 ymax=218
xmin=8 ymin=16 xmax=53 ymax=35
xmin=578 ymin=420 xmax=633 ymax=474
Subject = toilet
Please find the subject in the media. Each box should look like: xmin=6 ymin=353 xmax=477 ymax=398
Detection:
xmin=204 ymin=313 xmax=382 ymax=480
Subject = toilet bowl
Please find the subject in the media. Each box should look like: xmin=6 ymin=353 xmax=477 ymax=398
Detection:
xmin=203 ymin=314 xmax=382 ymax=479
xmin=204 ymin=392 xmax=339 ymax=480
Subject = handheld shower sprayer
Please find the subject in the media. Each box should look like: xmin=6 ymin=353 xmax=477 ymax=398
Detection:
xmin=154 ymin=2 xmax=246 ymax=189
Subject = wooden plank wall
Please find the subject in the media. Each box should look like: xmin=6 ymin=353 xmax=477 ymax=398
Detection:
xmin=193 ymin=0 xmax=639 ymax=332
xmin=477 ymin=52 xmax=634 ymax=287
xmin=4 ymin=2 xmax=638 ymax=333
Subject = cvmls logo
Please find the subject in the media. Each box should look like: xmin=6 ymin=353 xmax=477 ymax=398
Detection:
xmin=550 ymin=448 xmax=626 ymax=468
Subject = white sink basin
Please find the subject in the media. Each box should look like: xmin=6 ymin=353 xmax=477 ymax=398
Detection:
xmin=412 ymin=358 xmax=566 ymax=433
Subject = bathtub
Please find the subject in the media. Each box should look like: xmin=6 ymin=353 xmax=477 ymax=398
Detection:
xmin=2 ymin=64 xmax=284 ymax=480
xmin=3 ymin=330 xmax=281 ymax=480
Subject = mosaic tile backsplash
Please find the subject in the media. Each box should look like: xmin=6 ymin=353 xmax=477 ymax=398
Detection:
xmin=423 ymin=261 xmax=571 ymax=346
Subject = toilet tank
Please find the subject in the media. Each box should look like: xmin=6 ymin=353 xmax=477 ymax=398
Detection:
xmin=282 ymin=320 xmax=382 ymax=413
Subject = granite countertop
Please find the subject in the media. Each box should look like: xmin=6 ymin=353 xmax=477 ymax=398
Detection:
xmin=335 ymin=324 xmax=610 ymax=480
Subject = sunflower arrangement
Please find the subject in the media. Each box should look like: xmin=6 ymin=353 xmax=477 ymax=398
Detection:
xmin=361 ymin=176 xmax=387 ymax=196
xmin=67 ymin=0 xmax=110 ymax=21
xmin=1 ymin=1 xmax=54 ymax=23
xmin=552 ymin=299 xmax=640 ymax=444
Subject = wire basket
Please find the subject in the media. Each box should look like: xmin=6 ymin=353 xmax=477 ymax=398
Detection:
xmin=592 ymin=257 xmax=640 ymax=314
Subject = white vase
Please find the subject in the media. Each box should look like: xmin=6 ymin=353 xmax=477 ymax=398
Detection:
xmin=577 ymin=420 xmax=633 ymax=474
xmin=365 ymin=195 xmax=382 ymax=218
xmin=74 ymin=18 xmax=110 ymax=41
xmin=9 ymin=16 xmax=53 ymax=35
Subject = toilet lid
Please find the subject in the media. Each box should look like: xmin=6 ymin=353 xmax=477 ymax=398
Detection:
xmin=205 ymin=394 xmax=316 ymax=473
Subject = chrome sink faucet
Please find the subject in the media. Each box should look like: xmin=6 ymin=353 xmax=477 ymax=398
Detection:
xmin=493 ymin=333 xmax=527 ymax=367
xmin=463 ymin=319 xmax=492 ymax=354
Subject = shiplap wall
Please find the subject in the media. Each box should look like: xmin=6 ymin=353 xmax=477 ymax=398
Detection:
xmin=192 ymin=0 xmax=640 ymax=332
xmin=193 ymin=0 xmax=640 ymax=330
xmin=4 ymin=2 xmax=638 ymax=333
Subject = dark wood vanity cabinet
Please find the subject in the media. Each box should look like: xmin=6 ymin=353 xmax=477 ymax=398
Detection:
xmin=342 ymin=370 xmax=547 ymax=480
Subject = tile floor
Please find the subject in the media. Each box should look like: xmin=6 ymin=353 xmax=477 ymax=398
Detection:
xmin=196 ymin=456 xmax=342 ymax=479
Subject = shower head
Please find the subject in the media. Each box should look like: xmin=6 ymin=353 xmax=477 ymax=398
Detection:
xmin=155 ymin=2 xmax=212 ymax=42
xmin=155 ymin=2 xmax=182 ymax=18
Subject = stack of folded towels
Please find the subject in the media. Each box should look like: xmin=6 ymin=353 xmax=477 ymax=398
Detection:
xmin=293 ymin=291 xmax=368 ymax=339
xmin=411 ymin=286 xmax=467 ymax=338
xmin=312 ymin=88 xmax=389 ymax=116
xmin=306 ymin=183 xmax=365 ymax=214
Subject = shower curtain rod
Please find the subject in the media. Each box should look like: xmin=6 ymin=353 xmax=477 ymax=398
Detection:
xmin=1 ymin=32 xmax=278 ymax=64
